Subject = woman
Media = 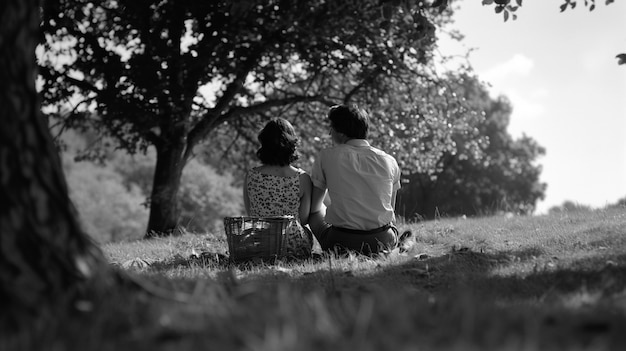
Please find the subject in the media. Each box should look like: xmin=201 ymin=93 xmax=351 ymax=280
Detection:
xmin=243 ymin=118 xmax=313 ymax=258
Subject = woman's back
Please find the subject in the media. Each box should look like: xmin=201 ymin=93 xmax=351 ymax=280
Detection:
xmin=245 ymin=166 xmax=313 ymax=257
xmin=246 ymin=167 xmax=301 ymax=218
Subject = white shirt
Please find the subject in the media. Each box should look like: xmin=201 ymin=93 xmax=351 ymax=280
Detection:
xmin=310 ymin=139 xmax=401 ymax=230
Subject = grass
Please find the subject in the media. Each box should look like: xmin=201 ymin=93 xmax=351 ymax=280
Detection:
xmin=3 ymin=207 xmax=626 ymax=350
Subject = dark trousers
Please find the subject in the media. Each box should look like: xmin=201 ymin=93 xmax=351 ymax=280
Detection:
xmin=315 ymin=223 xmax=398 ymax=256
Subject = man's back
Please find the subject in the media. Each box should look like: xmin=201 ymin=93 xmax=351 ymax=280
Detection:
xmin=311 ymin=139 xmax=400 ymax=230
xmin=308 ymin=104 xmax=404 ymax=255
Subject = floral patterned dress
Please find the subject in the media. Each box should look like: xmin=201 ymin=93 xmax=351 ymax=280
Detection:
xmin=246 ymin=168 xmax=313 ymax=257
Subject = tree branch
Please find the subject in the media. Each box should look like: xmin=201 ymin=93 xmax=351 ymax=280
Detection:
xmin=183 ymin=47 xmax=264 ymax=160
xmin=64 ymin=75 xmax=101 ymax=95
xmin=224 ymin=95 xmax=327 ymax=121
xmin=343 ymin=67 xmax=383 ymax=104
xmin=184 ymin=94 xmax=326 ymax=161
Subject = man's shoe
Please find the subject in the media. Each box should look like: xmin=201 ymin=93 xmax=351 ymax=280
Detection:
xmin=399 ymin=230 xmax=413 ymax=242
xmin=398 ymin=230 xmax=414 ymax=253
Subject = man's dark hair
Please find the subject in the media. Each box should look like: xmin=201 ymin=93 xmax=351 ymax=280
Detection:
xmin=256 ymin=118 xmax=300 ymax=166
xmin=328 ymin=104 xmax=369 ymax=139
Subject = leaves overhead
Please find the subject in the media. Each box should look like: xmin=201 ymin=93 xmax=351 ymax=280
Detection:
xmin=481 ymin=0 xmax=521 ymax=21
xmin=482 ymin=0 xmax=617 ymax=22
xmin=39 ymin=0 xmax=448 ymax=157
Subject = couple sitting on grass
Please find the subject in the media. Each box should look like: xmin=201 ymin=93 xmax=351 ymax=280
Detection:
xmin=243 ymin=104 xmax=411 ymax=258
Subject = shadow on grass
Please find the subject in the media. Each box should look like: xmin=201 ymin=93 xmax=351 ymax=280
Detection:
xmin=392 ymin=249 xmax=626 ymax=300
xmin=222 ymin=246 xmax=626 ymax=305
xmin=17 ymin=242 xmax=624 ymax=351
xmin=134 ymin=231 xmax=626 ymax=310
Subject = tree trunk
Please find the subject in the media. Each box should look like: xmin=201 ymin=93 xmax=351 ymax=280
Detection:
xmin=145 ymin=138 xmax=187 ymax=237
xmin=0 ymin=0 xmax=107 ymax=322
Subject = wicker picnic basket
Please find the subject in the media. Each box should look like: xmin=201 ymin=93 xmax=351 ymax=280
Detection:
xmin=223 ymin=216 xmax=294 ymax=262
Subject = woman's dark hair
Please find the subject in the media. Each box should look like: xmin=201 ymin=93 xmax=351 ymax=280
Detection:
xmin=328 ymin=104 xmax=369 ymax=139
xmin=256 ymin=118 xmax=300 ymax=166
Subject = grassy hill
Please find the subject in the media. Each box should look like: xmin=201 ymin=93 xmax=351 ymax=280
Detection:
xmin=5 ymin=207 xmax=626 ymax=350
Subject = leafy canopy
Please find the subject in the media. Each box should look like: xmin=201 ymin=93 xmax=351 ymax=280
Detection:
xmin=39 ymin=0 xmax=452 ymax=158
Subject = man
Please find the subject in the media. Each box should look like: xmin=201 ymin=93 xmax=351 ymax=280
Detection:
xmin=309 ymin=104 xmax=410 ymax=255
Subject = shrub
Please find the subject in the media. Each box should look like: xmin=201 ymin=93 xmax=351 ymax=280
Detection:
xmin=113 ymin=150 xmax=244 ymax=234
xmin=178 ymin=159 xmax=244 ymax=233
xmin=607 ymin=196 xmax=626 ymax=209
xmin=548 ymin=200 xmax=592 ymax=214
xmin=111 ymin=150 xmax=154 ymax=196
xmin=63 ymin=156 xmax=149 ymax=243
xmin=60 ymin=130 xmax=244 ymax=239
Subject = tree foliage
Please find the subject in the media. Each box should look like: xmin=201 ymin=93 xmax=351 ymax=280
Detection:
xmin=202 ymin=67 xmax=490 ymax=192
xmin=199 ymin=70 xmax=546 ymax=220
xmin=481 ymin=0 xmax=617 ymax=21
xmin=39 ymin=0 xmax=459 ymax=235
xmin=396 ymin=74 xmax=546 ymax=219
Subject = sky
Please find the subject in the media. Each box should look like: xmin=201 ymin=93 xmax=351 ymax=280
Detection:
xmin=437 ymin=0 xmax=626 ymax=213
